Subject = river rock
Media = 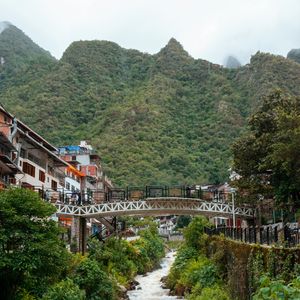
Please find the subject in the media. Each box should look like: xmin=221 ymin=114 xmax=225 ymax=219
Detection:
xmin=118 ymin=284 xmax=127 ymax=293
xmin=160 ymin=276 xmax=168 ymax=289
xmin=117 ymin=284 xmax=129 ymax=300
xmin=127 ymin=279 xmax=139 ymax=290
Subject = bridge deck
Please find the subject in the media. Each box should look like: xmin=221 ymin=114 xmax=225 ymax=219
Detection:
xmin=55 ymin=197 xmax=253 ymax=219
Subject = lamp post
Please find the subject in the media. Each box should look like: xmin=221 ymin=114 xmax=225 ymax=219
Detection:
xmin=230 ymin=188 xmax=236 ymax=228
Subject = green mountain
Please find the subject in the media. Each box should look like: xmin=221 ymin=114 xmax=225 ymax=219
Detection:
xmin=0 ymin=22 xmax=55 ymax=87
xmin=1 ymin=24 xmax=300 ymax=187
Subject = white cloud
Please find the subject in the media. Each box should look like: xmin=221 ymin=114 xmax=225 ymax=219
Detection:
xmin=1 ymin=0 xmax=300 ymax=64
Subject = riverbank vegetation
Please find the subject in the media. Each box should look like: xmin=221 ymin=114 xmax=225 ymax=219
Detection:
xmin=166 ymin=216 xmax=300 ymax=299
xmin=0 ymin=188 xmax=164 ymax=299
xmin=166 ymin=216 xmax=230 ymax=299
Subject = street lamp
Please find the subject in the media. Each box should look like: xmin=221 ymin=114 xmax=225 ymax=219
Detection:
xmin=230 ymin=188 xmax=236 ymax=228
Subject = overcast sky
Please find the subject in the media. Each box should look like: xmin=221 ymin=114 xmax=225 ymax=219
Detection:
xmin=1 ymin=0 xmax=300 ymax=65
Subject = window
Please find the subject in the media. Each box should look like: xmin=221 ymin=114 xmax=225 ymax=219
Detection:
xmin=72 ymin=156 xmax=76 ymax=161
xmin=71 ymin=185 xmax=75 ymax=192
xmin=20 ymin=148 xmax=26 ymax=158
xmin=51 ymin=180 xmax=57 ymax=191
xmin=39 ymin=170 xmax=45 ymax=182
xmin=12 ymin=152 xmax=16 ymax=161
xmin=9 ymin=177 xmax=16 ymax=184
xmin=66 ymin=182 xmax=70 ymax=190
xmin=23 ymin=162 xmax=35 ymax=177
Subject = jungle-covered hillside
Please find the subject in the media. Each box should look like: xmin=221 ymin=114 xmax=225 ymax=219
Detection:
xmin=1 ymin=23 xmax=300 ymax=186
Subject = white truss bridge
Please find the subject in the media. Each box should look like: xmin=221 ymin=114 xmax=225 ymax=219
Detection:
xmin=55 ymin=197 xmax=253 ymax=219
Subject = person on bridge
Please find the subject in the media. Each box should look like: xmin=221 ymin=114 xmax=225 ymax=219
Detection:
xmin=186 ymin=186 xmax=191 ymax=198
xmin=76 ymin=192 xmax=82 ymax=206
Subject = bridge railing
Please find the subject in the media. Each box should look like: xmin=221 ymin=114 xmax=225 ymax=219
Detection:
xmin=19 ymin=185 xmax=234 ymax=205
xmin=125 ymin=186 xmax=207 ymax=201
xmin=204 ymin=225 xmax=300 ymax=247
xmin=31 ymin=186 xmax=107 ymax=205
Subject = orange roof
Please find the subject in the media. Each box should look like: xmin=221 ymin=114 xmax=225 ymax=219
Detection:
xmin=67 ymin=165 xmax=85 ymax=177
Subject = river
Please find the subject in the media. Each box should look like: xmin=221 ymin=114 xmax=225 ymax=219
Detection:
xmin=127 ymin=251 xmax=181 ymax=300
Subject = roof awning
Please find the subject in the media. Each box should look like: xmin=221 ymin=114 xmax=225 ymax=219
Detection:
xmin=17 ymin=128 xmax=69 ymax=167
xmin=67 ymin=165 xmax=85 ymax=177
xmin=0 ymin=154 xmax=22 ymax=174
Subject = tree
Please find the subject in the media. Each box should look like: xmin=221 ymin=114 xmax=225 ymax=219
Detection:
xmin=232 ymin=90 xmax=300 ymax=212
xmin=73 ymin=258 xmax=116 ymax=300
xmin=183 ymin=216 xmax=210 ymax=250
xmin=0 ymin=188 xmax=71 ymax=299
xmin=175 ymin=215 xmax=192 ymax=229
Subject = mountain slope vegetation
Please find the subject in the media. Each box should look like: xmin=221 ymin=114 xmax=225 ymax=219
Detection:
xmin=1 ymin=24 xmax=300 ymax=186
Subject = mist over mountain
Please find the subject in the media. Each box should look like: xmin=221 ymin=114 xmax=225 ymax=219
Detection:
xmin=287 ymin=48 xmax=300 ymax=64
xmin=1 ymin=23 xmax=300 ymax=186
xmin=224 ymin=55 xmax=241 ymax=69
xmin=0 ymin=21 xmax=11 ymax=34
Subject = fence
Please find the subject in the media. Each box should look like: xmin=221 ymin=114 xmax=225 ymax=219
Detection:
xmin=204 ymin=226 xmax=300 ymax=247
xmin=29 ymin=185 xmax=219 ymax=205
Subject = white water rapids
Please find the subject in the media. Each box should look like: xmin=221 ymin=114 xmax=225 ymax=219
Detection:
xmin=127 ymin=251 xmax=182 ymax=300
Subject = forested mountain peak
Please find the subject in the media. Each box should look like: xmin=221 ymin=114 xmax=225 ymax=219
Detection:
xmin=157 ymin=37 xmax=191 ymax=59
xmin=0 ymin=22 xmax=55 ymax=81
xmin=61 ymin=40 xmax=124 ymax=63
xmin=0 ymin=21 xmax=11 ymax=34
xmin=0 ymin=22 xmax=56 ymax=92
xmin=0 ymin=22 xmax=54 ymax=61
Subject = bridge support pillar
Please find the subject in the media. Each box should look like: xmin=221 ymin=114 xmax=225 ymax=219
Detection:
xmin=71 ymin=216 xmax=87 ymax=254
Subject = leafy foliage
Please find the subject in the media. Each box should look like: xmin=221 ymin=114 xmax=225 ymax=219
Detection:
xmin=88 ymin=228 xmax=164 ymax=286
xmin=188 ymin=284 xmax=230 ymax=300
xmin=178 ymin=257 xmax=219 ymax=290
xmin=183 ymin=216 xmax=210 ymax=250
xmin=232 ymin=90 xmax=300 ymax=208
xmin=42 ymin=278 xmax=85 ymax=300
xmin=253 ymin=276 xmax=300 ymax=300
xmin=0 ymin=188 xmax=71 ymax=299
xmin=73 ymin=258 xmax=116 ymax=300
xmin=175 ymin=215 xmax=192 ymax=229
xmin=167 ymin=217 xmax=229 ymax=298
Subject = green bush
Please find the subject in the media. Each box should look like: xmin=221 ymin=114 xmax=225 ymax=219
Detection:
xmin=183 ymin=216 xmax=210 ymax=250
xmin=178 ymin=257 xmax=219 ymax=291
xmin=167 ymin=246 xmax=198 ymax=289
xmin=188 ymin=284 xmax=230 ymax=300
xmin=42 ymin=278 xmax=85 ymax=300
xmin=88 ymin=228 xmax=164 ymax=285
xmin=253 ymin=276 xmax=300 ymax=300
xmin=73 ymin=258 xmax=116 ymax=300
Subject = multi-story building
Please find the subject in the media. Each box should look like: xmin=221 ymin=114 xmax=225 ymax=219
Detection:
xmin=0 ymin=110 xmax=21 ymax=188
xmin=0 ymin=105 xmax=69 ymax=197
xmin=58 ymin=141 xmax=113 ymax=203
